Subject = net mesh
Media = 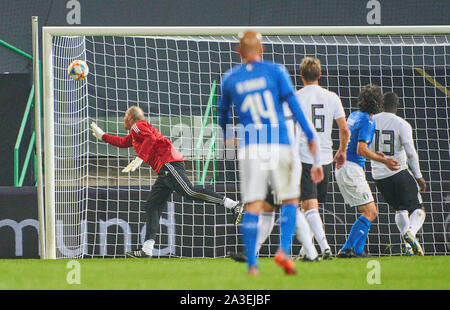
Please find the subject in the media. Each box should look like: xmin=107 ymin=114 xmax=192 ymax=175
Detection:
xmin=50 ymin=33 xmax=450 ymax=258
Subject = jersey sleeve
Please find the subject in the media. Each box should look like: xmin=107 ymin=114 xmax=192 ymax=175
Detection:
xmin=400 ymin=121 xmax=423 ymax=178
xmin=132 ymin=122 xmax=153 ymax=139
xmin=307 ymin=118 xmax=321 ymax=167
xmin=357 ymin=118 xmax=376 ymax=145
xmin=333 ymin=95 xmax=346 ymax=120
xmin=102 ymin=132 xmax=133 ymax=148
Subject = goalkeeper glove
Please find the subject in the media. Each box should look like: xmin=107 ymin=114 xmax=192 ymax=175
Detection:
xmin=91 ymin=122 xmax=105 ymax=140
xmin=122 ymin=157 xmax=144 ymax=173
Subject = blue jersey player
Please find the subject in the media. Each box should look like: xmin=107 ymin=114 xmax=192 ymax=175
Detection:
xmin=218 ymin=31 xmax=323 ymax=275
xmin=335 ymin=85 xmax=400 ymax=258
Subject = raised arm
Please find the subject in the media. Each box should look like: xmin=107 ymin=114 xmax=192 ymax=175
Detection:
xmin=217 ymin=73 xmax=233 ymax=139
xmin=91 ymin=121 xmax=133 ymax=148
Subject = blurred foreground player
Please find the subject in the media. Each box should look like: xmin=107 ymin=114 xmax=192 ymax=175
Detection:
xmin=218 ymin=31 xmax=320 ymax=275
xmin=244 ymin=101 xmax=323 ymax=262
xmin=371 ymin=92 xmax=426 ymax=255
xmin=335 ymin=85 xmax=400 ymax=258
xmin=91 ymin=106 xmax=243 ymax=258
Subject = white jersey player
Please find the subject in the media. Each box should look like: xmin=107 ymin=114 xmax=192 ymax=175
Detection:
xmin=371 ymin=92 xmax=426 ymax=256
xmin=293 ymin=57 xmax=350 ymax=259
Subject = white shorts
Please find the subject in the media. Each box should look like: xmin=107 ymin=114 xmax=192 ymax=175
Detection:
xmin=238 ymin=144 xmax=300 ymax=203
xmin=335 ymin=161 xmax=374 ymax=207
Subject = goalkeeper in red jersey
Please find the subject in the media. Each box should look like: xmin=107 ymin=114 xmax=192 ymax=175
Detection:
xmin=91 ymin=105 xmax=244 ymax=258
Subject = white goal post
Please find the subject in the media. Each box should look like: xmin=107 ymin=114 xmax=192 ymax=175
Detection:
xmin=41 ymin=26 xmax=450 ymax=259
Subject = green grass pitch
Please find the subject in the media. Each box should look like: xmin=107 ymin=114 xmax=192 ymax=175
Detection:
xmin=1 ymin=256 xmax=448 ymax=290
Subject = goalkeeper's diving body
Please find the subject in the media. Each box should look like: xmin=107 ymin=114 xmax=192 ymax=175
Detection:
xmin=91 ymin=106 xmax=244 ymax=258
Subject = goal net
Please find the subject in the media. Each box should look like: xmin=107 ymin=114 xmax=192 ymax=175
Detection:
xmin=42 ymin=27 xmax=450 ymax=258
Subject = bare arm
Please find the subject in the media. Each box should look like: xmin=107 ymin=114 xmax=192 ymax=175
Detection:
xmin=357 ymin=141 xmax=400 ymax=171
xmin=336 ymin=117 xmax=350 ymax=152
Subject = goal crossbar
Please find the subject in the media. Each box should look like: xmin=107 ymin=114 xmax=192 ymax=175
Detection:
xmin=42 ymin=25 xmax=450 ymax=37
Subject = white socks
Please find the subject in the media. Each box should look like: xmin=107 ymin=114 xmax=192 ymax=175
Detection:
xmin=395 ymin=210 xmax=410 ymax=235
xmin=256 ymin=212 xmax=276 ymax=253
xmin=296 ymin=209 xmax=319 ymax=260
xmin=223 ymin=198 xmax=237 ymax=209
xmin=409 ymin=209 xmax=426 ymax=236
xmin=142 ymin=239 xmax=155 ymax=256
xmin=396 ymin=209 xmax=426 ymax=250
xmin=304 ymin=209 xmax=330 ymax=253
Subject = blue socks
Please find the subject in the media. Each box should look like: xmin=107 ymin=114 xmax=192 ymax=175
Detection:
xmin=279 ymin=204 xmax=297 ymax=255
xmin=241 ymin=212 xmax=259 ymax=268
xmin=354 ymin=216 xmax=371 ymax=254
xmin=241 ymin=205 xmax=297 ymax=270
xmin=342 ymin=215 xmax=371 ymax=253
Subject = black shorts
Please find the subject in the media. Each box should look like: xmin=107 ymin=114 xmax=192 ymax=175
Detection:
xmin=265 ymin=187 xmax=280 ymax=208
xmin=375 ymin=169 xmax=422 ymax=212
xmin=300 ymin=162 xmax=332 ymax=203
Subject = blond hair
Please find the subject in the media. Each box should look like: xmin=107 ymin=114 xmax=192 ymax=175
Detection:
xmin=300 ymin=57 xmax=321 ymax=82
xmin=127 ymin=105 xmax=145 ymax=121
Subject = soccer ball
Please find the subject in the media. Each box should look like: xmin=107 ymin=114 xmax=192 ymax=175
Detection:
xmin=68 ymin=60 xmax=89 ymax=80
